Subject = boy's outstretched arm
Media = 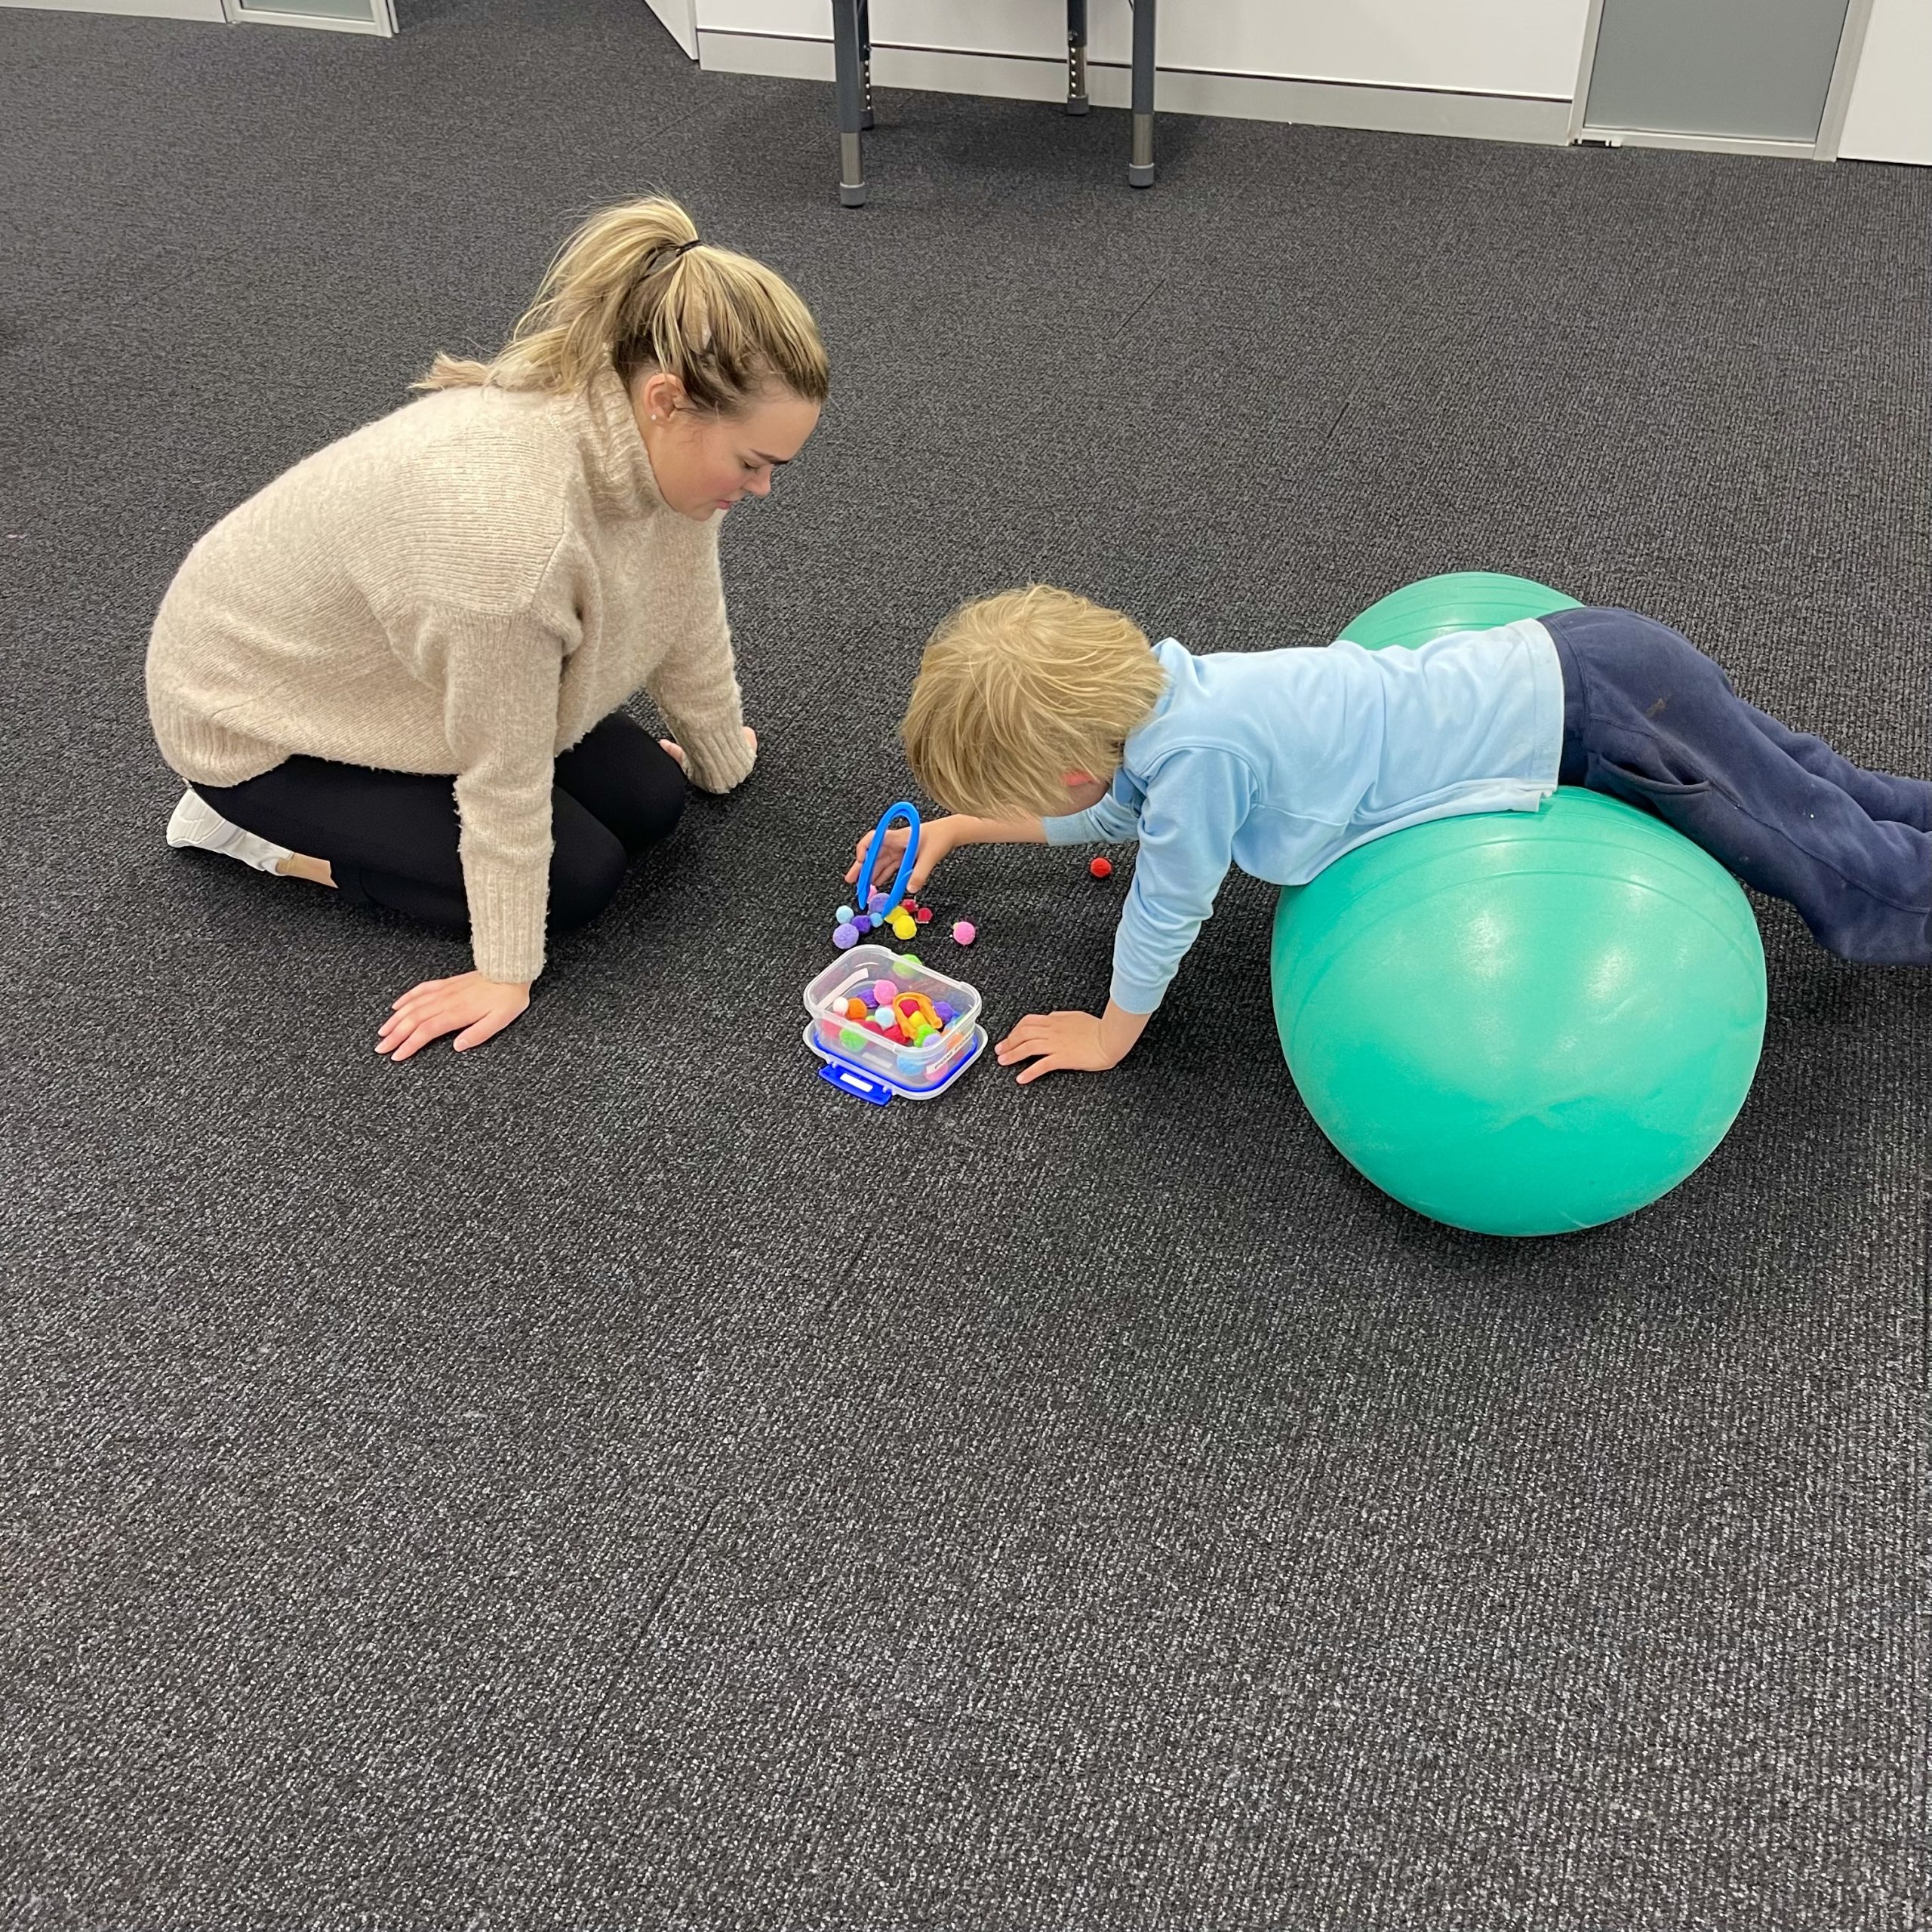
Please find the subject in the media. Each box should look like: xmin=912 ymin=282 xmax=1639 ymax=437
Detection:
xmin=845 ymin=813 xmax=1048 ymax=894
xmin=998 ymin=750 xmax=1257 ymax=1084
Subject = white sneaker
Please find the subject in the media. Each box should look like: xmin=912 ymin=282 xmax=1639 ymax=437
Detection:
xmin=165 ymin=789 xmax=294 ymax=875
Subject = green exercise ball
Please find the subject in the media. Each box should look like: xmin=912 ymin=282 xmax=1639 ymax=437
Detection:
xmin=1272 ymin=573 xmax=1766 ymax=1236
xmin=1341 ymin=568 xmax=1583 ymax=648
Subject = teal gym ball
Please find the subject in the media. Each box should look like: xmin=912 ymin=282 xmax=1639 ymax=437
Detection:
xmin=1271 ymin=571 xmax=1767 ymax=1237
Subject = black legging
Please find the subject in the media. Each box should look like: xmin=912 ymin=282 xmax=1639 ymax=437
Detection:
xmin=193 ymin=711 xmax=685 ymax=940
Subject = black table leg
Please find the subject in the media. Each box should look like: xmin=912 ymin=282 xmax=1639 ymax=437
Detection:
xmin=1129 ymin=0 xmax=1155 ymax=186
xmin=832 ymin=0 xmax=866 ymax=206
xmin=1066 ymin=0 xmax=1090 ymax=115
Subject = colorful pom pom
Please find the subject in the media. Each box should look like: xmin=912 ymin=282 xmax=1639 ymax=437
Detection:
xmin=952 ymin=920 xmax=977 ymax=945
xmin=836 ymin=904 xmax=854 ymax=923
xmin=832 ymin=921 xmax=859 ymax=949
xmin=1089 ymin=856 xmax=1114 ymax=879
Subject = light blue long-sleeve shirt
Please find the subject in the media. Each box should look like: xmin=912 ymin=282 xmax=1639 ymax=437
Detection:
xmin=1042 ymin=621 xmax=1566 ymax=1013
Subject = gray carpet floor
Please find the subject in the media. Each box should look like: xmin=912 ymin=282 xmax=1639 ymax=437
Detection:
xmin=2 ymin=2 xmax=1929 ymax=1926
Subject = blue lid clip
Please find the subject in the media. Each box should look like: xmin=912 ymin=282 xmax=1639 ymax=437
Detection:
xmin=817 ymin=1060 xmax=895 ymax=1106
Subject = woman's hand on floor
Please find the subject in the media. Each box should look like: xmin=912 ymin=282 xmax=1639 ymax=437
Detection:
xmin=377 ymin=971 xmax=531 ymax=1061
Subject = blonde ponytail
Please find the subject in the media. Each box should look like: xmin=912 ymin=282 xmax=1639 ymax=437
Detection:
xmin=419 ymin=195 xmax=828 ymax=413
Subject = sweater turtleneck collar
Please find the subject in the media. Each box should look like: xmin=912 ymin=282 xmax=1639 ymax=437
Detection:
xmin=578 ymin=364 xmax=670 ymax=518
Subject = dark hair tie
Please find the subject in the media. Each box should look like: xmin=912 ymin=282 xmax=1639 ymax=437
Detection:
xmin=668 ymin=237 xmax=702 ymax=263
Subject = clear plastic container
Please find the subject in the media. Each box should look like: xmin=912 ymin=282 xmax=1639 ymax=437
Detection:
xmin=802 ymin=945 xmax=984 ymax=1100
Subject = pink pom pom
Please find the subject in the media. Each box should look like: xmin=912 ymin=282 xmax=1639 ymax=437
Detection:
xmin=952 ymin=919 xmax=977 ymax=945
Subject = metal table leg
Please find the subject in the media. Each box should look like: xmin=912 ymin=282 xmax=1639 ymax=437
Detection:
xmin=1066 ymin=0 xmax=1090 ymax=115
xmin=832 ymin=0 xmax=867 ymax=206
xmin=1128 ymin=0 xmax=1155 ymax=186
xmin=859 ymin=0 xmax=874 ymax=129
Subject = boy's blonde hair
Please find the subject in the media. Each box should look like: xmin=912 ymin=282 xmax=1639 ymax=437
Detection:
xmin=903 ymin=586 xmax=1168 ymax=817
xmin=417 ymin=195 xmax=828 ymax=413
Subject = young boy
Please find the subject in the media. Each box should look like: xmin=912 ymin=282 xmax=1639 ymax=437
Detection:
xmin=847 ymin=586 xmax=1930 ymax=1083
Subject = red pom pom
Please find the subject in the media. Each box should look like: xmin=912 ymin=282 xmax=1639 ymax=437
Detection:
xmin=1089 ymin=856 xmax=1114 ymax=879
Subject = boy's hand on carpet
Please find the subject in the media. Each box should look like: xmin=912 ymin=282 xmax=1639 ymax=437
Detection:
xmin=995 ymin=999 xmax=1151 ymax=1084
xmin=995 ymin=1010 xmax=1118 ymax=1083
xmin=377 ymin=971 xmax=531 ymax=1062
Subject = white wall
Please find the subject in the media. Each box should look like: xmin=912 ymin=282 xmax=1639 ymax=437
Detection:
xmin=1837 ymin=0 xmax=1932 ymax=165
xmin=695 ymin=0 xmax=1594 ymax=102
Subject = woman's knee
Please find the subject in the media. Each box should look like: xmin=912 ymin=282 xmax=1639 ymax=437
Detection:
xmin=628 ymin=755 xmax=687 ymax=851
xmin=555 ymin=712 xmax=688 ymax=856
xmin=546 ymin=817 xmax=629 ymax=931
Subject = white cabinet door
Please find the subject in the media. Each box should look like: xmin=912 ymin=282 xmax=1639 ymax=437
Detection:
xmin=1577 ymin=0 xmax=1867 ymax=150
xmin=223 ymin=0 xmax=395 ymax=35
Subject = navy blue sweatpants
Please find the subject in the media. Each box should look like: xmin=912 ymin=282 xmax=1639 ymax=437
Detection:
xmin=1544 ymin=606 xmax=1930 ymax=967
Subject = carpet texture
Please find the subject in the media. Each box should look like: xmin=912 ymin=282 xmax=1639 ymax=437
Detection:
xmin=2 ymin=2 xmax=1927 ymax=1926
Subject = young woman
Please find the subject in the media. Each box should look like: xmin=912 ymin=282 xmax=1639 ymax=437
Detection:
xmin=146 ymin=196 xmax=826 ymax=1061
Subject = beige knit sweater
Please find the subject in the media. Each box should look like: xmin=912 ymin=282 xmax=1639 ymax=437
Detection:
xmin=146 ymin=366 xmax=755 ymax=983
